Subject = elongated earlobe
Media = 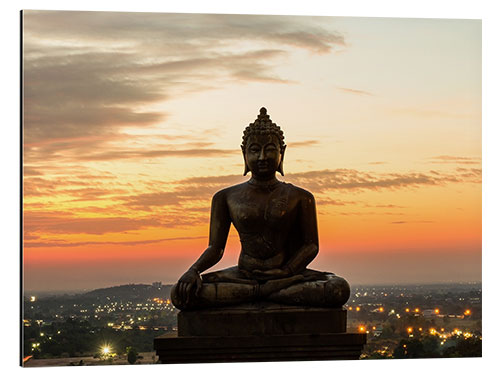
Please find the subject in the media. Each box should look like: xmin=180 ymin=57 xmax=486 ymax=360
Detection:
xmin=277 ymin=145 xmax=286 ymax=176
xmin=242 ymin=149 xmax=250 ymax=176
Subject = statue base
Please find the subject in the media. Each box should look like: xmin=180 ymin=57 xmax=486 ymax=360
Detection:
xmin=178 ymin=302 xmax=347 ymax=336
xmin=154 ymin=303 xmax=366 ymax=363
xmin=154 ymin=332 xmax=366 ymax=363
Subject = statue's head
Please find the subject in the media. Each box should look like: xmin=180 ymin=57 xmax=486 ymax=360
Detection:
xmin=241 ymin=107 xmax=286 ymax=177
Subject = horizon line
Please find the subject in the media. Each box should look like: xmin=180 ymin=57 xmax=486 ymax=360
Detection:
xmin=24 ymin=280 xmax=483 ymax=296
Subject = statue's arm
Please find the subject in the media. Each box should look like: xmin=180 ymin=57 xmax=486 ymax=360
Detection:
xmin=188 ymin=190 xmax=231 ymax=273
xmin=174 ymin=190 xmax=231 ymax=305
xmin=284 ymin=190 xmax=319 ymax=274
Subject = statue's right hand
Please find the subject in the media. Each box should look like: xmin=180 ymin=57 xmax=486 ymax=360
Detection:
xmin=176 ymin=268 xmax=202 ymax=305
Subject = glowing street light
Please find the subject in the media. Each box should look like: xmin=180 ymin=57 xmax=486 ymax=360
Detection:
xmin=358 ymin=325 xmax=366 ymax=333
xmin=100 ymin=343 xmax=113 ymax=360
xmin=405 ymin=308 xmax=410 ymax=313
xmin=434 ymin=308 xmax=440 ymax=314
xmin=356 ymin=307 xmax=361 ymax=312
xmin=464 ymin=309 xmax=471 ymax=316
xmin=407 ymin=327 xmax=413 ymax=334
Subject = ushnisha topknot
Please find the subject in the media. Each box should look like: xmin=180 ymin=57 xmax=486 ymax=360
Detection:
xmin=241 ymin=107 xmax=285 ymax=152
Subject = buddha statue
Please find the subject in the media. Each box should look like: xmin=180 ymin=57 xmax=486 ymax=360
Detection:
xmin=171 ymin=107 xmax=350 ymax=310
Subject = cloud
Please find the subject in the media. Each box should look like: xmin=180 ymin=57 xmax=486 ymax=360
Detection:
xmin=23 ymin=12 xmax=345 ymax=55
xmin=287 ymin=140 xmax=320 ymax=148
xmin=24 ymin=164 xmax=481 ymax=217
xmin=285 ymin=167 xmax=481 ymax=192
xmin=371 ymin=204 xmax=406 ymax=209
xmin=23 ymin=208 xmax=206 ymax=236
xmin=336 ymin=211 xmax=405 ymax=216
xmin=23 ymin=173 xmax=128 ymax=201
xmin=23 ymin=164 xmax=480 ymax=239
xmin=24 ymin=235 xmax=207 ymax=248
xmin=23 ymin=11 xmax=346 ymax=166
xmin=388 ymin=108 xmax=475 ymax=119
xmin=428 ymin=155 xmax=481 ymax=165
xmin=268 ymin=30 xmax=345 ymax=53
xmin=24 ymin=212 xmax=160 ymax=235
xmin=142 ymin=167 xmax=481 ymax=210
xmin=390 ymin=221 xmax=434 ymax=224
xmin=115 ymin=165 xmax=481 ymax=210
xmin=77 ymin=147 xmax=239 ymax=162
xmin=336 ymin=87 xmax=374 ymax=96
xmin=316 ymin=197 xmax=357 ymax=206
xmin=121 ymin=192 xmax=181 ymax=210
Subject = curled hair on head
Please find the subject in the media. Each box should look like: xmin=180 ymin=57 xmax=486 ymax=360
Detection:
xmin=241 ymin=107 xmax=285 ymax=152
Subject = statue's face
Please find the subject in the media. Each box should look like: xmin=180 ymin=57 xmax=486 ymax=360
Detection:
xmin=244 ymin=134 xmax=282 ymax=178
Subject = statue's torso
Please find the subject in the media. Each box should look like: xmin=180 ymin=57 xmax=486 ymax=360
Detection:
xmin=224 ymin=182 xmax=302 ymax=272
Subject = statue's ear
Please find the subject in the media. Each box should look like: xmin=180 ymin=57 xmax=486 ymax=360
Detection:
xmin=242 ymin=147 xmax=250 ymax=176
xmin=277 ymin=145 xmax=286 ymax=176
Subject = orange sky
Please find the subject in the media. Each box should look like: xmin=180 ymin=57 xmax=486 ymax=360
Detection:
xmin=22 ymin=11 xmax=481 ymax=292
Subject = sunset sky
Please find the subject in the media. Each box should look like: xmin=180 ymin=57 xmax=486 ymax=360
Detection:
xmin=22 ymin=11 xmax=481 ymax=292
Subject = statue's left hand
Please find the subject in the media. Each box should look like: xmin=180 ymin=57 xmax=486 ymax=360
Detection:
xmin=251 ymin=268 xmax=291 ymax=280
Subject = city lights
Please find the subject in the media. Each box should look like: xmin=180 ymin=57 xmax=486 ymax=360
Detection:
xmin=21 ymin=283 xmax=481 ymax=363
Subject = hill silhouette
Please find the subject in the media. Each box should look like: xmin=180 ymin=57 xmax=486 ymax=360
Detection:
xmin=28 ymin=283 xmax=173 ymax=303
xmin=81 ymin=283 xmax=172 ymax=301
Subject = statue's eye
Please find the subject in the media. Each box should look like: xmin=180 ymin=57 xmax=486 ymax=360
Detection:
xmin=265 ymin=145 xmax=277 ymax=152
xmin=249 ymin=146 xmax=260 ymax=153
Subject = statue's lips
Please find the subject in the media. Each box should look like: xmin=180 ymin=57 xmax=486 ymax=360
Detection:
xmin=257 ymin=162 xmax=269 ymax=169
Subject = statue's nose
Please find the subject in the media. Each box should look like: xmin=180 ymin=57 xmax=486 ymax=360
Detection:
xmin=258 ymin=150 xmax=266 ymax=160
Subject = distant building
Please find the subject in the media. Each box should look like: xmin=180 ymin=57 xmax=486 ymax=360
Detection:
xmin=373 ymin=327 xmax=383 ymax=337
xmin=152 ymin=282 xmax=162 ymax=288
xmin=423 ymin=309 xmax=434 ymax=317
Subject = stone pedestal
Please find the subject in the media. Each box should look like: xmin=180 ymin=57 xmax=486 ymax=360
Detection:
xmin=154 ymin=302 xmax=366 ymax=363
xmin=154 ymin=332 xmax=366 ymax=363
xmin=178 ymin=303 xmax=347 ymax=336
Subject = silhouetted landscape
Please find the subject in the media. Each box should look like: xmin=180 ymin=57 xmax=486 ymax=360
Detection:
xmin=22 ymin=282 xmax=481 ymax=365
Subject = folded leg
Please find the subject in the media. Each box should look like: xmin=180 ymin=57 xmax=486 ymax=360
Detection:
xmin=267 ymin=273 xmax=350 ymax=307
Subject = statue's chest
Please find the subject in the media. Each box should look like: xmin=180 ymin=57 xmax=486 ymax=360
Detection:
xmin=229 ymin=186 xmax=291 ymax=229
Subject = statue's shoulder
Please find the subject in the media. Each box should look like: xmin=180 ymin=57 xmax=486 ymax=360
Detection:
xmin=281 ymin=182 xmax=315 ymax=202
xmin=212 ymin=182 xmax=248 ymax=201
